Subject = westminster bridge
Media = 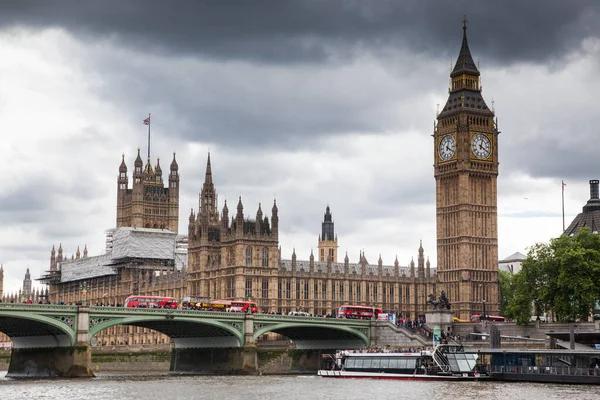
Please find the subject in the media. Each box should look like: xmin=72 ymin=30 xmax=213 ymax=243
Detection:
xmin=0 ymin=303 xmax=392 ymax=377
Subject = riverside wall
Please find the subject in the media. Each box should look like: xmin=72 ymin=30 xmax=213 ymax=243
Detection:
xmin=0 ymin=346 xmax=327 ymax=374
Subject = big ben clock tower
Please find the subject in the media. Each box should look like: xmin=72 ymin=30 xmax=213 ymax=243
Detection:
xmin=434 ymin=18 xmax=500 ymax=320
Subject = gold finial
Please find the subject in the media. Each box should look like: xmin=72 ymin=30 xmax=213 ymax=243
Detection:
xmin=462 ymin=15 xmax=468 ymax=30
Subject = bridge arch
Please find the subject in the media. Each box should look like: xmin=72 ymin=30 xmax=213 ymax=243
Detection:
xmin=253 ymin=321 xmax=370 ymax=349
xmin=89 ymin=315 xmax=244 ymax=348
xmin=0 ymin=311 xmax=77 ymax=348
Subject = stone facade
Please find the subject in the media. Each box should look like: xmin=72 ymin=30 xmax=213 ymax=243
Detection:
xmin=116 ymin=150 xmax=180 ymax=233
xmin=433 ymin=20 xmax=500 ymax=320
xmin=187 ymin=154 xmax=438 ymax=318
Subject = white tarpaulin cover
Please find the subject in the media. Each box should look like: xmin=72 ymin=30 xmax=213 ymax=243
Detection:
xmin=59 ymin=227 xmax=182 ymax=283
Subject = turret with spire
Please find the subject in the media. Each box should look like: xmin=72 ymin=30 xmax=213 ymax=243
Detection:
xmin=50 ymin=245 xmax=57 ymax=271
xmin=22 ymin=267 xmax=32 ymax=299
xmin=318 ymin=205 xmax=338 ymax=263
xmin=417 ymin=240 xmax=425 ymax=279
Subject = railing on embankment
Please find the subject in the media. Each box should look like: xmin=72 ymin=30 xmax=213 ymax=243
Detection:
xmin=489 ymin=364 xmax=600 ymax=384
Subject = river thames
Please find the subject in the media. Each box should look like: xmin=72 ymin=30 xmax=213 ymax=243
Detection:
xmin=0 ymin=372 xmax=598 ymax=400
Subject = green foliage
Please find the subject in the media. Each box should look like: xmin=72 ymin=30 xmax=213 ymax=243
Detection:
xmin=508 ymin=229 xmax=600 ymax=323
xmin=498 ymin=270 xmax=515 ymax=318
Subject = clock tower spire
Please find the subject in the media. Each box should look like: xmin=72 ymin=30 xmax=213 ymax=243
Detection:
xmin=434 ymin=18 xmax=500 ymax=320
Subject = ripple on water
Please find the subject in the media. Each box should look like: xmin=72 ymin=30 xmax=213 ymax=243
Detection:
xmin=1 ymin=372 xmax=599 ymax=400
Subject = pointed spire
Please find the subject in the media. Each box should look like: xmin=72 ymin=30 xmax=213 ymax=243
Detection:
xmin=83 ymin=245 xmax=88 ymax=258
xmin=155 ymin=157 xmax=162 ymax=176
xmin=119 ymin=153 xmax=127 ymax=173
xmin=76 ymin=246 xmax=81 ymax=259
xmin=134 ymin=148 xmax=143 ymax=168
xmin=204 ymin=152 xmax=212 ymax=184
xmin=451 ymin=15 xmax=479 ymax=78
xmin=170 ymin=152 xmax=178 ymax=171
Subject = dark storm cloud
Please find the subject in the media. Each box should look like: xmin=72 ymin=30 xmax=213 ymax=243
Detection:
xmin=0 ymin=0 xmax=598 ymax=66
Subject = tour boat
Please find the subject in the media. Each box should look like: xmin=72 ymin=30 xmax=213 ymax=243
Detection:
xmin=318 ymin=344 xmax=490 ymax=381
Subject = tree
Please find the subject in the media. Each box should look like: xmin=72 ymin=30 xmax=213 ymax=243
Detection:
xmin=509 ymin=228 xmax=600 ymax=324
xmin=498 ymin=270 xmax=515 ymax=318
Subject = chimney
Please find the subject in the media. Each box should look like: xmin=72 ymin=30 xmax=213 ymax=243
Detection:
xmin=590 ymin=180 xmax=599 ymax=200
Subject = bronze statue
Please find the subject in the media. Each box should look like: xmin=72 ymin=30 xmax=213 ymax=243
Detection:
xmin=427 ymin=291 xmax=451 ymax=310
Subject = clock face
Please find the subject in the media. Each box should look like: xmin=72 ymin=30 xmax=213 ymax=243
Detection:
xmin=471 ymin=133 xmax=491 ymax=159
xmin=439 ymin=135 xmax=455 ymax=161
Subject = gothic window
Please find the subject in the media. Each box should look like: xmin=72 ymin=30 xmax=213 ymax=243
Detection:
xmin=262 ymin=279 xmax=268 ymax=298
xmin=320 ymin=248 xmax=324 ymax=261
xmin=340 ymin=282 xmax=344 ymax=302
xmin=296 ymin=281 xmax=300 ymax=300
xmin=228 ymin=248 xmax=234 ymax=266
xmin=246 ymin=247 xmax=253 ymax=266
xmin=285 ymin=280 xmax=291 ymax=299
xmin=262 ymin=248 xmax=268 ymax=267
xmin=278 ymin=281 xmax=282 ymax=298
xmin=304 ymin=282 xmax=309 ymax=300
xmin=245 ymin=278 xmax=252 ymax=298
xmin=314 ymin=282 xmax=318 ymax=300
xmin=321 ymin=282 xmax=326 ymax=301
xmin=398 ymin=286 xmax=402 ymax=304
xmin=366 ymin=285 xmax=370 ymax=302
xmin=356 ymin=285 xmax=361 ymax=302
xmin=226 ymin=278 xmax=234 ymax=298
xmin=349 ymin=284 xmax=353 ymax=302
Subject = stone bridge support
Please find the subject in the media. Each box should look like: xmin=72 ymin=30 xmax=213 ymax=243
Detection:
xmin=6 ymin=306 xmax=94 ymax=378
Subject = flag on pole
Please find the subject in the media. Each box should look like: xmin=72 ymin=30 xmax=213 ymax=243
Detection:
xmin=143 ymin=117 xmax=150 ymax=125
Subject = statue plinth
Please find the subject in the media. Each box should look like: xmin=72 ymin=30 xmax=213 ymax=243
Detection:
xmin=424 ymin=309 xmax=454 ymax=331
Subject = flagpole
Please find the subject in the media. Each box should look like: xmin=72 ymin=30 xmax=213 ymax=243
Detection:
xmin=147 ymin=112 xmax=151 ymax=160
xmin=562 ymin=180 xmax=565 ymax=232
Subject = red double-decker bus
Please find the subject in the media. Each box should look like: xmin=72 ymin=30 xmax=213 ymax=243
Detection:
xmin=338 ymin=305 xmax=382 ymax=320
xmin=124 ymin=295 xmax=178 ymax=309
xmin=230 ymin=301 xmax=258 ymax=313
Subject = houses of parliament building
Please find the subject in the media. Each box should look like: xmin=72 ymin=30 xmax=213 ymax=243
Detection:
xmin=3 ymin=20 xmax=500 ymax=345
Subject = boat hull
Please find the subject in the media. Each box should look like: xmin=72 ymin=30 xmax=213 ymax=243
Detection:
xmin=318 ymin=370 xmax=490 ymax=381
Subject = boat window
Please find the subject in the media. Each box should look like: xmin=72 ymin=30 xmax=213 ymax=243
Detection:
xmin=370 ymin=359 xmax=380 ymax=369
xmin=388 ymin=358 xmax=400 ymax=369
xmin=380 ymin=358 xmax=389 ymax=369
xmin=345 ymin=358 xmax=356 ymax=368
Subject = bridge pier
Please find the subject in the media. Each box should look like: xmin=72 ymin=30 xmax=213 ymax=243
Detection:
xmin=170 ymin=347 xmax=258 ymax=375
xmin=6 ymin=306 xmax=94 ymax=378
xmin=7 ymin=343 xmax=94 ymax=378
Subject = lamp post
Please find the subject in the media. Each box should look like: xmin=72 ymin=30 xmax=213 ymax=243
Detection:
xmin=482 ymin=299 xmax=487 ymax=321
xmin=395 ymin=306 xmax=399 ymax=325
xmin=79 ymin=281 xmax=88 ymax=306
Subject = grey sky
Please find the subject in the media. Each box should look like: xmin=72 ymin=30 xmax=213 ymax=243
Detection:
xmin=1 ymin=1 xmax=599 ymax=294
